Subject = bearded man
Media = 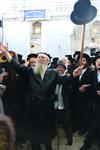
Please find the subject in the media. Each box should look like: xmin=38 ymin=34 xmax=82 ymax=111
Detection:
xmin=0 ymin=43 xmax=82 ymax=150
xmin=34 ymin=54 xmax=48 ymax=79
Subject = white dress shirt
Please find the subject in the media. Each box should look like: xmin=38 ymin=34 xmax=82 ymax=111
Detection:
xmin=54 ymin=84 xmax=64 ymax=110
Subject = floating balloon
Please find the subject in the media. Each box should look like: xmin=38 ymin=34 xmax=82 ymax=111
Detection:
xmin=70 ymin=0 xmax=97 ymax=25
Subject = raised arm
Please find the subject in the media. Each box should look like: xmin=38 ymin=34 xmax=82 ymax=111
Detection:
xmin=73 ymin=66 xmax=83 ymax=78
xmin=0 ymin=43 xmax=12 ymax=62
xmin=0 ymin=43 xmax=29 ymax=76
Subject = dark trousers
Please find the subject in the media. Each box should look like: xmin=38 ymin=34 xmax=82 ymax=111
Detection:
xmin=56 ymin=109 xmax=72 ymax=144
xmin=31 ymin=141 xmax=52 ymax=150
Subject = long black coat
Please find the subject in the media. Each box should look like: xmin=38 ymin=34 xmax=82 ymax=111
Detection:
xmin=91 ymin=70 xmax=100 ymax=138
xmin=84 ymin=70 xmax=100 ymax=144
xmin=0 ymin=63 xmax=28 ymax=140
xmin=73 ymin=67 xmax=94 ymax=132
xmin=9 ymin=59 xmax=73 ymax=143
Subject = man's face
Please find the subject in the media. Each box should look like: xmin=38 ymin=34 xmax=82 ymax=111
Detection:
xmin=66 ymin=59 xmax=72 ymax=67
xmin=96 ymin=58 xmax=100 ymax=69
xmin=80 ymin=57 xmax=87 ymax=67
xmin=57 ymin=65 xmax=65 ymax=75
xmin=37 ymin=54 xmax=49 ymax=65
xmin=62 ymin=57 xmax=68 ymax=65
xmin=28 ymin=57 xmax=37 ymax=67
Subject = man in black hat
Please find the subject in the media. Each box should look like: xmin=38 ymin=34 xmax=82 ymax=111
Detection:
xmin=27 ymin=53 xmax=38 ymax=69
xmin=55 ymin=61 xmax=73 ymax=145
xmin=49 ymin=57 xmax=59 ymax=69
xmin=17 ymin=54 xmax=25 ymax=65
xmin=73 ymin=53 xmax=94 ymax=136
xmin=79 ymin=55 xmax=100 ymax=150
xmin=0 ymin=43 xmax=83 ymax=150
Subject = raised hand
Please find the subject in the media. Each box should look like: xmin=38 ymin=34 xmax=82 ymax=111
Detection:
xmin=73 ymin=66 xmax=83 ymax=78
xmin=0 ymin=43 xmax=8 ymax=54
xmin=0 ymin=43 xmax=12 ymax=62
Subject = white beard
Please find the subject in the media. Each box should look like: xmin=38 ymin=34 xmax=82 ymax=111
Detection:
xmin=34 ymin=63 xmax=47 ymax=79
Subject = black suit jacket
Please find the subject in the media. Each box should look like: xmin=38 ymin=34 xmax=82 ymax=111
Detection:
xmin=8 ymin=59 xmax=74 ymax=142
xmin=9 ymin=59 xmax=73 ymax=102
xmin=92 ymin=70 xmax=100 ymax=107
xmin=73 ymin=67 xmax=94 ymax=129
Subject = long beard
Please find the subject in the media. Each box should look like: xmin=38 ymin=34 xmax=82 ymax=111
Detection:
xmin=34 ymin=63 xmax=47 ymax=79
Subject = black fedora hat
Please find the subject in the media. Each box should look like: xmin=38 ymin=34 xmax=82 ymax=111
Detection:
xmin=74 ymin=0 xmax=97 ymax=24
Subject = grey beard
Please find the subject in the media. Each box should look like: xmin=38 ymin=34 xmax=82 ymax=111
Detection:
xmin=34 ymin=63 xmax=47 ymax=79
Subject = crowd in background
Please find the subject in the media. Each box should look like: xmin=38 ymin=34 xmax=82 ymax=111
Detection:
xmin=0 ymin=45 xmax=100 ymax=150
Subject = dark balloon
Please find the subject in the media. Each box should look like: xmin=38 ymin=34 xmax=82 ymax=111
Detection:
xmin=70 ymin=11 xmax=83 ymax=25
xmin=70 ymin=0 xmax=97 ymax=25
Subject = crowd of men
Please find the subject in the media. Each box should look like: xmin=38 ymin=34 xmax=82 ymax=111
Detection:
xmin=0 ymin=43 xmax=100 ymax=150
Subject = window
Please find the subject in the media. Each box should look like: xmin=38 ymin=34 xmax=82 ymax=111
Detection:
xmin=32 ymin=22 xmax=41 ymax=34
